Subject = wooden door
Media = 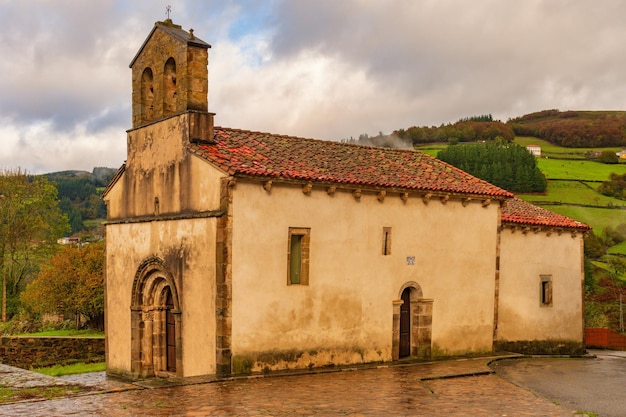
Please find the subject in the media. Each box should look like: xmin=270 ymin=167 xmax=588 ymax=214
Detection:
xmin=399 ymin=288 xmax=411 ymax=358
xmin=165 ymin=289 xmax=176 ymax=372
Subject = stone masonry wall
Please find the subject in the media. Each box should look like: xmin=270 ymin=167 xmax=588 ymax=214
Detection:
xmin=0 ymin=337 xmax=105 ymax=369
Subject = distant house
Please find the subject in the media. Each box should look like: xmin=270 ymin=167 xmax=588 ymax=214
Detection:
xmin=57 ymin=237 xmax=79 ymax=245
xmin=103 ymin=20 xmax=591 ymax=379
xmin=526 ymin=144 xmax=541 ymax=157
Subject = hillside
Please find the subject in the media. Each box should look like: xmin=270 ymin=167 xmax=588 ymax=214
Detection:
xmin=508 ymin=110 xmax=626 ymax=148
xmin=42 ymin=167 xmax=117 ymax=236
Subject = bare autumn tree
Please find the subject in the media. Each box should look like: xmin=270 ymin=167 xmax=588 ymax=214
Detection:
xmin=0 ymin=169 xmax=69 ymax=321
xmin=21 ymin=242 xmax=104 ymax=330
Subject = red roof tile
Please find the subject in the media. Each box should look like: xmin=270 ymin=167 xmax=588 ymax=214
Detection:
xmin=502 ymin=197 xmax=591 ymax=230
xmin=188 ymin=127 xmax=514 ymax=198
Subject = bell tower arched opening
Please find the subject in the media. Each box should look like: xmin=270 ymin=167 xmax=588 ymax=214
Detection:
xmin=163 ymin=57 xmax=177 ymax=116
xmin=140 ymin=67 xmax=154 ymax=123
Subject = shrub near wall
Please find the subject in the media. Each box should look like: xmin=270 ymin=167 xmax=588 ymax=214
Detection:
xmin=0 ymin=336 xmax=105 ymax=368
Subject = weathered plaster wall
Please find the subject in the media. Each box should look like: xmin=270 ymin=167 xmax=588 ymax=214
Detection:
xmin=498 ymin=227 xmax=584 ymax=343
xmin=105 ymin=217 xmax=218 ymax=377
xmin=104 ymin=112 xmax=225 ymax=378
xmin=229 ymin=180 xmax=500 ymax=371
xmin=107 ymin=114 xmax=222 ymax=220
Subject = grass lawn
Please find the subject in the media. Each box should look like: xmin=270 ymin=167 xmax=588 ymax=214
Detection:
xmin=514 ymin=136 xmax=622 ymax=160
xmin=520 ymin=181 xmax=626 ymax=207
xmin=527 ymin=204 xmax=626 ymax=232
xmin=415 ymin=144 xmax=446 ymax=157
xmin=0 ymin=385 xmax=84 ymax=404
xmin=608 ymin=240 xmax=626 ymax=256
xmin=83 ymin=218 xmax=105 ymax=229
xmin=535 ymin=158 xmax=626 ymax=181
xmin=17 ymin=329 xmax=104 ymax=338
xmin=32 ymin=362 xmax=106 ymax=377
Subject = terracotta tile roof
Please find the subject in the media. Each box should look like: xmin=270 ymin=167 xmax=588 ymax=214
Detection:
xmin=187 ymin=127 xmax=514 ymax=198
xmin=502 ymin=197 xmax=591 ymax=230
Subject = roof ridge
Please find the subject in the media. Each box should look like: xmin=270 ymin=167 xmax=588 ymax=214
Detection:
xmin=215 ymin=126 xmax=423 ymax=153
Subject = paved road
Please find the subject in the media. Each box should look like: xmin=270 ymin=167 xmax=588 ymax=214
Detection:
xmin=493 ymin=350 xmax=626 ymax=417
xmin=0 ymin=356 xmax=578 ymax=417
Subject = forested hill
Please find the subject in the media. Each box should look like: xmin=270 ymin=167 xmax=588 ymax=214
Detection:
xmin=346 ymin=111 xmax=626 ymax=149
xmin=507 ymin=110 xmax=626 ymax=148
xmin=42 ymin=167 xmax=117 ymax=234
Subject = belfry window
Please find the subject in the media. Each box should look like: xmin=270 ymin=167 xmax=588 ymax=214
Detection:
xmin=163 ymin=58 xmax=177 ymax=115
xmin=141 ymin=67 xmax=154 ymax=123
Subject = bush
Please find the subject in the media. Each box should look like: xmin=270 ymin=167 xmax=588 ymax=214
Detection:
xmin=598 ymin=150 xmax=619 ymax=164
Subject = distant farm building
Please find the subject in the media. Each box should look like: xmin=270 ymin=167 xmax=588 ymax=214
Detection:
xmin=526 ymin=144 xmax=541 ymax=157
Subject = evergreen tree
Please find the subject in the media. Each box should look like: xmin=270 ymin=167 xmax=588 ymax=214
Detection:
xmin=437 ymin=143 xmax=546 ymax=193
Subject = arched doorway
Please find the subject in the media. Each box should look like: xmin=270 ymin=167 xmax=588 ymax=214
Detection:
xmin=399 ymin=288 xmax=411 ymax=358
xmin=165 ymin=288 xmax=176 ymax=372
xmin=393 ymin=282 xmax=433 ymax=360
xmin=131 ymin=256 xmax=181 ymax=377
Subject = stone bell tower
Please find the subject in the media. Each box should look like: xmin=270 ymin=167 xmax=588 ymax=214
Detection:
xmin=129 ymin=19 xmax=213 ymax=133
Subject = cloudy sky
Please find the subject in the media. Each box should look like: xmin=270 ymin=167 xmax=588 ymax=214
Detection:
xmin=1 ymin=0 xmax=626 ymax=174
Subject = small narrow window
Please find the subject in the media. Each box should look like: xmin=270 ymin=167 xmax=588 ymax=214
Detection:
xmin=540 ymin=275 xmax=553 ymax=306
xmin=288 ymin=228 xmax=310 ymax=285
xmin=382 ymin=227 xmax=392 ymax=255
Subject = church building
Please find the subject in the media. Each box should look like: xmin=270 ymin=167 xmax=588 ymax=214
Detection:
xmin=103 ymin=20 xmax=590 ymax=379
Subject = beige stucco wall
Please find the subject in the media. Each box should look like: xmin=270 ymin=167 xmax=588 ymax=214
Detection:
xmin=105 ymin=217 xmax=218 ymax=377
xmin=229 ymin=180 xmax=500 ymax=371
xmin=106 ymin=114 xmax=222 ymax=220
xmin=498 ymin=227 xmax=584 ymax=342
xmin=104 ymin=114 xmax=226 ymax=378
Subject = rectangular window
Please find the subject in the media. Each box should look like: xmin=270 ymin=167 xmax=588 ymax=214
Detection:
xmin=288 ymin=228 xmax=310 ymax=285
xmin=382 ymin=227 xmax=392 ymax=255
xmin=540 ymin=275 xmax=553 ymax=306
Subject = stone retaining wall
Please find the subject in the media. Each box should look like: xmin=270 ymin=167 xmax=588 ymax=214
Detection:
xmin=0 ymin=336 xmax=105 ymax=368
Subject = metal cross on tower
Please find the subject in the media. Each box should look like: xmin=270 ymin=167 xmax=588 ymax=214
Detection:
xmin=166 ymin=5 xmax=172 ymax=19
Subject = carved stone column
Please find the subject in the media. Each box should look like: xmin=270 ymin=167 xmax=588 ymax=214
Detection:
xmin=141 ymin=309 xmax=155 ymax=377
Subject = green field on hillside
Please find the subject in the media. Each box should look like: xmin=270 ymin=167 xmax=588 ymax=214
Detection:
xmin=521 ymin=181 xmax=626 ymax=207
xmin=416 ymin=138 xmax=626 ymax=244
xmin=535 ymin=205 xmax=626 ymax=232
xmin=535 ymin=158 xmax=626 ymax=181
xmin=515 ymin=136 xmax=622 ymax=160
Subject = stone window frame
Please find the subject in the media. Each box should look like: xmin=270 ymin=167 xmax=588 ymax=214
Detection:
xmin=382 ymin=226 xmax=392 ymax=256
xmin=540 ymin=274 xmax=553 ymax=307
xmin=287 ymin=227 xmax=310 ymax=285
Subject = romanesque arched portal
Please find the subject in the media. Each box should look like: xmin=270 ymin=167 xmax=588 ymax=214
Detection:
xmin=130 ymin=256 xmax=181 ymax=377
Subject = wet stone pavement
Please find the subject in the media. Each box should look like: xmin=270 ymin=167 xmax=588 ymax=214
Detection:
xmin=0 ymin=355 xmax=588 ymax=416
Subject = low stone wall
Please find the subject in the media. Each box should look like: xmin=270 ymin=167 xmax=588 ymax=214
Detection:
xmin=0 ymin=336 xmax=105 ymax=369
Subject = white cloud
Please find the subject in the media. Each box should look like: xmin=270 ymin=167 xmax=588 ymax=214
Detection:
xmin=2 ymin=0 xmax=626 ymax=173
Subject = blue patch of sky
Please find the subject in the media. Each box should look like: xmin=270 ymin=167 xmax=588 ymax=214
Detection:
xmin=226 ymin=1 xmax=275 ymax=66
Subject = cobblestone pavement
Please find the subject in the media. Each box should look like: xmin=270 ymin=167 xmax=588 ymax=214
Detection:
xmin=0 ymin=356 xmax=584 ymax=417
